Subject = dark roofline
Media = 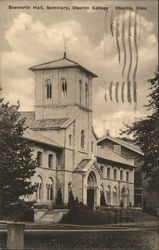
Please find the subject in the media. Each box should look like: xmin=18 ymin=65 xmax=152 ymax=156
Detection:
xmin=97 ymin=135 xmax=143 ymax=156
xmin=23 ymin=136 xmax=63 ymax=150
xmin=96 ymin=155 xmax=135 ymax=168
xmin=29 ymin=56 xmax=98 ymax=78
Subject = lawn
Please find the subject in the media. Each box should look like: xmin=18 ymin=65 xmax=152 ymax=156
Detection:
xmin=0 ymin=230 xmax=158 ymax=249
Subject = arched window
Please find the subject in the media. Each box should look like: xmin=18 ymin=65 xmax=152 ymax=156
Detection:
xmin=126 ymin=171 xmax=129 ymax=182
xmin=85 ymin=83 xmax=88 ymax=107
xmin=114 ymin=169 xmax=117 ymax=180
xmin=46 ymin=178 xmax=54 ymax=201
xmin=79 ymin=80 xmax=82 ymax=104
xmin=120 ymin=170 xmax=123 ymax=180
xmin=46 ymin=79 xmax=52 ymax=99
xmin=81 ymin=130 xmax=85 ymax=148
xmin=61 ymin=78 xmax=67 ymax=97
xmin=35 ymin=175 xmax=43 ymax=200
xmin=68 ymin=182 xmax=72 ymax=197
xmin=48 ymin=154 xmax=53 ymax=168
xmin=69 ymin=134 xmax=72 ymax=146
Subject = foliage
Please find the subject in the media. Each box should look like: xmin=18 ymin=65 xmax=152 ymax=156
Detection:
xmin=61 ymin=206 xmax=135 ymax=225
xmin=100 ymin=191 xmax=106 ymax=206
xmin=121 ymin=68 xmax=159 ymax=192
xmin=67 ymin=190 xmax=75 ymax=208
xmin=0 ymin=200 xmax=34 ymax=222
xmin=55 ymin=188 xmax=63 ymax=207
xmin=0 ymin=93 xmax=37 ymax=212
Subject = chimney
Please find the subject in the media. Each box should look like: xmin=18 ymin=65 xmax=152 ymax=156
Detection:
xmin=63 ymin=51 xmax=66 ymax=59
xmin=106 ymin=129 xmax=110 ymax=136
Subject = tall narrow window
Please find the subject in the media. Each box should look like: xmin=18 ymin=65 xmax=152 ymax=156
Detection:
xmin=69 ymin=134 xmax=72 ymax=146
xmin=81 ymin=130 xmax=85 ymax=148
xmin=107 ymin=167 xmax=110 ymax=179
xmin=91 ymin=141 xmax=93 ymax=152
xmin=85 ymin=83 xmax=88 ymax=107
xmin=126 ymin=171 xmax=129 ymax=182
xmin=46 ymin=178 xmax=54 ymax=201
xmin=61 ymin=78 xmax=67 ymax=97
xmin=114 ymin=169 xmax=117 ymax=180
xmin=48 ymin=154 xmax=53 ymax=168
xmin=79 ymin=80 xmax=82 ymax=104
xmin=120 ymin=170 xmax=123 ymax=180
xmin=35 ymin=176 xmax=43 ymax=200
xmin=37 ymin=151 xmax=42 ymax=167
xmin=46 ymin=79 xmax=52 ymax=99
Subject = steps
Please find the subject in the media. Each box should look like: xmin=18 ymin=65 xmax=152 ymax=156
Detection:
xmin=40 ymin=209 xmax=69 ymax=223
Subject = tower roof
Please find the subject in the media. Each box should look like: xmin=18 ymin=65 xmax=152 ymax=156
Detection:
xmin=29 ymin=55 xmax=97 ymax=78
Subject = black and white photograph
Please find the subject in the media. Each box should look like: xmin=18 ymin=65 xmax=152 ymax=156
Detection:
xmin=0 ymin=0 xmax=158 ymax=249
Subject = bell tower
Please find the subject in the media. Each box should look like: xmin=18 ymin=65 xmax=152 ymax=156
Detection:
xmin=29 ymin=54 xmax=97 ymax=121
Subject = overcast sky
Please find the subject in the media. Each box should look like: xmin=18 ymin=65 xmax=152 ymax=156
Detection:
xmin=0 ymin=0 xmax=158 ymax=137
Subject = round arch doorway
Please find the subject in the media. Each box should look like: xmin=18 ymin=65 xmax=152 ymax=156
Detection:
xmin=87 ymin=171 xmax=97 ymax=209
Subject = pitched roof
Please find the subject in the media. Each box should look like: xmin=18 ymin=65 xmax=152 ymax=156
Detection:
xmin=29 ymin=56 xmax=97 ymax=78
xmin=97 ymin=146 xmax=135 ymax=167
xmin=75 ymin=159 xmax=91 ymax=172
xmin=97 ymin=135 xmax=143 ymax=155
xmin=20 ymin=111 xmax=72 ymax=130
xmin=23 ymin=129 xmax=63 ymax=149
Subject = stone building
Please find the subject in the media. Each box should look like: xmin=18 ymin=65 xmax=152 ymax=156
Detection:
xmin=22 ymin=53 xmax=139 ymax=208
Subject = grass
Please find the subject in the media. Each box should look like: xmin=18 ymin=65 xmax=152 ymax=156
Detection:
xmin=0 ymin=230 xmax=158 ymax=249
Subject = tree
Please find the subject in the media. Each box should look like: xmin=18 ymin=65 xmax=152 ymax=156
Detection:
xmin=67 ymin=190 xmax=75 ymax=208
xmin=0 ymin=94 xmax=36 ymax=211
xmin=55 ymin=188 xmax=63 ymax=207
xmin=121 ymin=68 xmax=158 ymax=192
xmin=100 ymin=191 xmax=106 ymax=206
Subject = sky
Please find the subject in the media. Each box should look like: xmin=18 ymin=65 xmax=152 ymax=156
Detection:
xmin=0 ymin=0 xmax=158 ymax=137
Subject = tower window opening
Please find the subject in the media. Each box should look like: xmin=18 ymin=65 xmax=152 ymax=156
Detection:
xmin=61 ymin=78 xmax=67 ymax=97
xmin=48 ymin=154 xmax=53 ymax=168
xmin=79 ymin=80 xmax=82 ymax=104
xmin=81 ymin=130 xmax=85 ymax=148
xmin=85 ymin=83 xmax=88 ymax=107
xmin=69 ymin=134 xmax=72 ymax=146
xmin=46 ymin=79 xmax=52 ymax=99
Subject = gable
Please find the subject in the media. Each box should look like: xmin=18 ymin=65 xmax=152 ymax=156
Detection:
xmin=97 ymin=136 xmax=143 ymax=157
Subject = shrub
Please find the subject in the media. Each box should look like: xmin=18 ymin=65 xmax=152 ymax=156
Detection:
xmin=55 ymin=188 xmax=63 ymax=207
xmin=100 ymin=192 xmax=106 ymax=206
xmin=67 ymin=190 xmax=75 ymax=209
xmin=1 ymin=200 xmax=34 ymax=222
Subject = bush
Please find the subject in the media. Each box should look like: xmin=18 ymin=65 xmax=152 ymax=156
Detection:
xmin=67 ymin=190 xmax=75 ymax=209
xmin=0 ymin=200 xmax=34 ymax=222
xmin=61 ymin=206 xmax=135 ymax=225
xmin=100 ymin=192 xmax=106 ymax=206
xmin=33 ymin=204 xmax=49 ymax=210
xmin=61 ymin=206 xmax=114 ymax=225
xmin=55 ymin=188 xmax=63 ymax=207
xmin=143 ymin=206 xmax=157 ymax=216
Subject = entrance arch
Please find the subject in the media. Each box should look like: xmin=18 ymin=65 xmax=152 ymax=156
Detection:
xmin=87 ymin=171 xmax=98 ymax=208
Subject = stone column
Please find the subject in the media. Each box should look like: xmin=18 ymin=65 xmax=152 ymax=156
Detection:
xmin=83 ymin=175 xmax=87 ymax=205
xmin=7 ymin=222 xmax=25 ymax=249
xmin=96 ymin=186 xmax=100 ymax=207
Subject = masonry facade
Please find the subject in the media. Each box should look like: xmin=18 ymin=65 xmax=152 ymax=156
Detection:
xmin=22 ymin=53 xmax=138 ymax=208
